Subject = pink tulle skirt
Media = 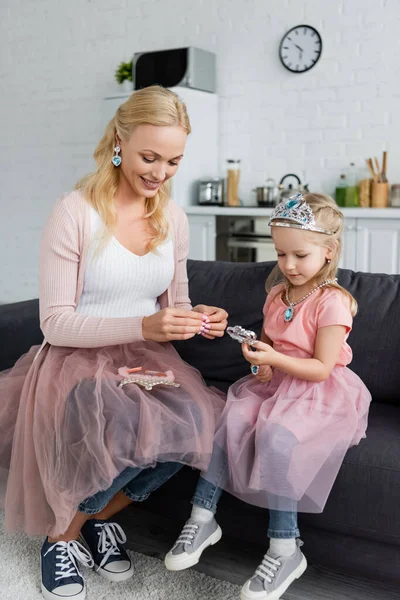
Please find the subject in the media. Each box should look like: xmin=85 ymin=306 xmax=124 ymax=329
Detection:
xmin=0 ymin=341 xmax=224 ymax=536
xmin=203 ymin=366 xmax=371 ymax=513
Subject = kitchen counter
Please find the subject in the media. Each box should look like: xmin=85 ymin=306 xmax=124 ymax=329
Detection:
xmin=185 ymin=205 xmax=400 ymax=218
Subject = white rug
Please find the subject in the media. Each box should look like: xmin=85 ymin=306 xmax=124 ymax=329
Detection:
xmin=0 ymin=516 xmax=240 ymax=600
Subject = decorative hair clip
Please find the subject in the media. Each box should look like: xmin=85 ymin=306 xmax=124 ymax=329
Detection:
xmin=227 ymin=325 xmax=258 ymax=346
xmin=268 ymin=193 xmax=334 ymax=235
xmin=118 ymin=366 xmax=181 ymax=391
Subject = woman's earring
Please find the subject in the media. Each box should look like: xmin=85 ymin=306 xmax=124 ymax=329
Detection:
xmin=112 ymin=146 xmax=122 ymax=167
xmin=326 ymin=258 xmax=331 ymax=264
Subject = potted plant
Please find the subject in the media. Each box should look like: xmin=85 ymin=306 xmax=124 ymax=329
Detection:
xmin=115 ymin=60 xmax=133 ymax=93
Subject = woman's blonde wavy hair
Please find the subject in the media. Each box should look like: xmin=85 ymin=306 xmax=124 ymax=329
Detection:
xmin=75 ymin=85 xmax=191 ymax=252
xmin=266 ymin=193 xmax=358 ymax=316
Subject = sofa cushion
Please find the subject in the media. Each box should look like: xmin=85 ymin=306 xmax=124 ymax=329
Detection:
xmin=300 ymin=403 xmax=400 ymax=546
xmin=338 ymin=269 xmax=400 ymax=405
xmin=0 ymin=299 xmax=42 ymax=371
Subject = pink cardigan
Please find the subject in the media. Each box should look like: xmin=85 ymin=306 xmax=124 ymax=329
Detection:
xmin=39 ymin=191 xmax=192 ymax=348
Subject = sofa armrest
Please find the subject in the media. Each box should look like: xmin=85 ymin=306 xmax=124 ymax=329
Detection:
xmin=0 ymin=299 xmax=43 ymax=371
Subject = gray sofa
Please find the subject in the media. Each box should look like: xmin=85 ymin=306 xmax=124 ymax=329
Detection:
xmin=0 ymin=260 xmax=399 ymax=585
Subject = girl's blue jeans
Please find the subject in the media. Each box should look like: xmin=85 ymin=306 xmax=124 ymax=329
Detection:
xmin=192 ymin=447 xmax=300 ymax=539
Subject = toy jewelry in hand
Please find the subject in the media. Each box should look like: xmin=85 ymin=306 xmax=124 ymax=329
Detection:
xmin=118 ymin=366 xmax=181 ymax=391
xmin=250 ymin=365 xmax=260 ymax=376
xmin=227 ymin=325 xmax=258 ymax=346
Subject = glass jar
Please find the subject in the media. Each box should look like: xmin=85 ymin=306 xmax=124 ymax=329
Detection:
xmin=226 ymin=159 xmax=241 ymax=207
xmin=344 ymin=162 xmax=359 ymax=207
xmin=390 ymin=184 xmax=400 ymax=208
xmin=335 ymin=173 xmax=347 ymax=207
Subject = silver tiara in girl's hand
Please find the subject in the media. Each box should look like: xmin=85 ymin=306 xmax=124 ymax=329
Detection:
xmin=227 ymin=325 xmax=258 ymax=345
xmin=268 ymin=193 xmax=334 ymax=235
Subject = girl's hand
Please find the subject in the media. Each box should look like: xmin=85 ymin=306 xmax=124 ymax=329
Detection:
xmin=192 ymin=304 xmax=228 ymax=340
xmin=242 ymin=340 xmax=278 ymax=367
xmin=142 ymin=308 xmax=207 ymax=342
xmin=256 ymin=365 xmax=274 ymax=382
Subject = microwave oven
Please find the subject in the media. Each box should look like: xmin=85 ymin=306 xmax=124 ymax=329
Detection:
xmin=133 ymin=47 xmax=216 ymax=93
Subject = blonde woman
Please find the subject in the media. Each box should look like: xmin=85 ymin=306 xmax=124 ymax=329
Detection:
xmin=0 ymin=85 xmax=227 ymax=600
xmin=165 ymin=194 xmax=371 ymax=600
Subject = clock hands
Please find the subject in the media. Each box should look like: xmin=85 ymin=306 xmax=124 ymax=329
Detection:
xmin=294 ymin=43 xmax=303 ymax=59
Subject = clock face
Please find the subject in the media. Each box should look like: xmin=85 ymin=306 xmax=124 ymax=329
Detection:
xmin=279 ymin=25 xmax=322 ymax=73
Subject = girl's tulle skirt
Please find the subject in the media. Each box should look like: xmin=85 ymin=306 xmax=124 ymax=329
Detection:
xmin=203 ymin=366 xmax=371 ymax=513
xmin=0 ymin=341 xmax=224 ymax=536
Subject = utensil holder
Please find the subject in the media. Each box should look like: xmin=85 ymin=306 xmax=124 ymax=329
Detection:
xmin=371 ymin=182 xmax=389 ymax=208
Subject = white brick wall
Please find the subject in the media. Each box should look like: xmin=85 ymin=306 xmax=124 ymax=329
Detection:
xmin=1 ymin=0 xmax=399 ymax=302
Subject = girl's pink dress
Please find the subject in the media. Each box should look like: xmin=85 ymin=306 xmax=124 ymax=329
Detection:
xmin=203 ymin=285 xmax=372 ymax=513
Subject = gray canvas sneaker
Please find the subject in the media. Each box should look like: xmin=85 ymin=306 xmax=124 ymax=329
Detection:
xmin=240 ymin=539 xmax=307 ymax=600
xmin=164 ymin=518 xmax=222 ymax=571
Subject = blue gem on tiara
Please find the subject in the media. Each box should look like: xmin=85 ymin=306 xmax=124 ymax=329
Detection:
xmin=286 ymin=197 xmax=301 ymax=209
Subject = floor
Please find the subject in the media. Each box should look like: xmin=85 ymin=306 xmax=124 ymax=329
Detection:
xmin=114 ymin=506 xmax=399 ymax=600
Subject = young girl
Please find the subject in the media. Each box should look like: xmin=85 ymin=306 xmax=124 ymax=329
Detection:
xmin=0 ymin=86 xmax=227 ymax=600
xmin=164 ymin=193 xmax=372 ymax=600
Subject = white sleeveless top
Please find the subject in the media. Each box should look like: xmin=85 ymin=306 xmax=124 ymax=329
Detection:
xmin=76 ymin=207 xmax=174 ymax=318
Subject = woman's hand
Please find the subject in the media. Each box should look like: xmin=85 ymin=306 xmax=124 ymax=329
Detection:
xmin=142 ymin=308 xmax=208 ymax=342
xmin=242 ymin=340 xmax=278 ymax=367
xmin=192 ymin=305 xmax=228 ymax=340
xmin=256 ymin=364 xmax=274 ymax=382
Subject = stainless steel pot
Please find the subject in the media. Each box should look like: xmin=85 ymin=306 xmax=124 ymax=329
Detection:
xmin=253 ymin=182 xmax=279 ymax=207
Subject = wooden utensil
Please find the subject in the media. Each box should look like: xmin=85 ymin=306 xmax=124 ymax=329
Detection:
xmin=365 ymin=158 xmax=375 ymax=181
xmin=374 ymin=157 xmax=382 ymax=183
xmin=382 ymin=151 xmax=388 ymax=183
xmin=366 ymin=158 xmax=378 ymax=183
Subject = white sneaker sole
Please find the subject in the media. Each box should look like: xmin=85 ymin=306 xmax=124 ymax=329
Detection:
xmin=94 ymin=562 xmax=134 ymax=582
xmin=240 ymin=554 xmax=307 ymax=600
xmin=164 ymin=525 xmax=222 ymax=571
xmin=41 ymin=582 xmax=86 ymax=600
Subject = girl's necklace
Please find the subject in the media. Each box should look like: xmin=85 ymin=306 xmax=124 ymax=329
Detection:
xmin=284 ymin=278 xmax=338 ymax=322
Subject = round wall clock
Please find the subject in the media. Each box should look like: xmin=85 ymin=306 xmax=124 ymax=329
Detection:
xmin=279 ymin=25 xmax=322 ymax=73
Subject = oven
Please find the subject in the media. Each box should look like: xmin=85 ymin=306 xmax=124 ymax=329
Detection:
xmin=216 ymin=216 xmax=277 ymax=263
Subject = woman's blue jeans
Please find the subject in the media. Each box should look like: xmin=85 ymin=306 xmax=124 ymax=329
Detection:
xmin=78 ymin=462 xmax=183 ymax=514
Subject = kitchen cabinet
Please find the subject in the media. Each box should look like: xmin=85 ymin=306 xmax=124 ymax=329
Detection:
xmin=187 ymin=209 xmax=400 ymax=275
xmin=340 ymin=219 xmax=357 ymax=271
xmin=355 ymin=219 xmax=400 ymax=274
xmin=188 ymin=215 xmax=216 ymax=261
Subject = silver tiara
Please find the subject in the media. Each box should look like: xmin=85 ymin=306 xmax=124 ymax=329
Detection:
xmin=269 ymin=193 xmax=334 ymax=235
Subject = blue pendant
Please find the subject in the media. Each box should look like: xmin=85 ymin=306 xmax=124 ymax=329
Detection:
xmin=251 ymin=365 xmax=259 ymax=375
xmin=284 ymin=307 xmax=293 ymax=322
xmin=112 ymin=155 xmax=122 ymax=167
